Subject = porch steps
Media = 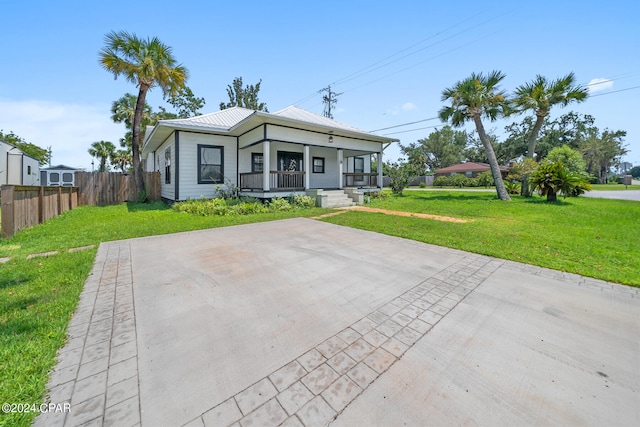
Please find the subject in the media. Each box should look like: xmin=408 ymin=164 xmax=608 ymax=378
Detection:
xmin=320 ymin=190 xmax=356 ymax=208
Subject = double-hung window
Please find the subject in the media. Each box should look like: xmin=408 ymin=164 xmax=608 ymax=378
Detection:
xmin=164 ymin=149 xmax=171 ymax=184
xmin=198 ymin=145 xmax=224 ymax=184
xmin=313 ymin=157 xmax=325 ymax=173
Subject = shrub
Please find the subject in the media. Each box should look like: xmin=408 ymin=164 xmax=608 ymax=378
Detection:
xmin=269 ymin=197 xmax=292 ymax=211
xmin=368 ymin=191 xmax=389 ymax=200
xmin=477 ymin=171 xmax=494 ymax=187
xmin=530 ymin=161 xmax=592 ymax=202
xmin=504 ymin=181 xmax=521 ymax=195
xmin=419 ymin=182 xmax=427 ymax=188
xmin=385 ymin=160 xmax=417 ymax=195
xmin=433 ymin=176 xmax=451 ymax=187
xmin=451 ymin=174 xmax=469 ymax=188
xmin=467 ymin=177 xmax=480 ymax=188
xmin=289 ymin=194 xmax=316 ymax=208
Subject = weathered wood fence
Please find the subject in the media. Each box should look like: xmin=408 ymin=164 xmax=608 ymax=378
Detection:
xmin=75 ymin=172 xmax=160 ymax=206
xmin=1 ymin=185 xmax=78 ymax=238
xmin=1 ymin=172 xmax=160 ymax=238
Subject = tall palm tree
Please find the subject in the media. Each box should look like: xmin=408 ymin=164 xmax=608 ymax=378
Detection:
xmin=513 ymin=72 xmax=588 ymax=195
xmin=439 ymin=71 xmax=511 ymax=201
xmin=99 ymin=31 xmax=188 ymax=196
xmin=88 ymin=141 xmax=116 ymax=172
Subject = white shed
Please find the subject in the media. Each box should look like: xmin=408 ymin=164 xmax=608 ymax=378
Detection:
xmin=39 ymin=165 xmax=83 ymax=186
xmin=0 ymin=140 xmax=40 ymax=186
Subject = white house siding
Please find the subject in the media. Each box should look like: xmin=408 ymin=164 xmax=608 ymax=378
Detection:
xmin=266 ymin=125 xmax=381 ymax=152
xmin=177 ymin=132 xmax=237 ymax=200
xmin=21 ymin=156 xmax=40 ymax=185
xmin=155 ymin=134 xmax=175 ymax=201
xmin=238 ymin=126 xmax=264 ymax=149
xmin=309 ymin=147 xmax=339 ymax=188
xmin=0 ymin=141 xmax=40 ymax=185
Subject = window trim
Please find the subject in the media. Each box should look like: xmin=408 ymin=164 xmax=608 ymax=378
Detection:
xmin=354 ymin=156 xmax=365 ymax=173
xmin=197 ymin=144 xmax=224 ymax=184
xmin=312 ymin=157 xmax=325 ymax=174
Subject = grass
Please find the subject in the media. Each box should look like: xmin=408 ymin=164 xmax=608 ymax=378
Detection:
xmin=321 ymin=191 xmax=639 ymax=287
xmin=590 ymin=183 xmax=639 ymax=191
xmin=1 ymin=193 xmax=638 ymax=425
xmin=0 ymin=201 xmax=329 ymax=426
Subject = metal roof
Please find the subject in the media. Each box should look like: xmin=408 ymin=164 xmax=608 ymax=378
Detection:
xmin=156 ymin=107 xmax=256 ymax=131
xmin=142 ymin=106 xmax=398 ymax=155
xmin=271 ymin=106 xmax=368 ymax=134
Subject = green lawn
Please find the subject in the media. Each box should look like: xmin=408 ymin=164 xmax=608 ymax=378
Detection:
xmin=321 ymin=191 xmax=639 ymax=287
xmin=1 ymin=194 xmax=638 ymax=426
xmin=0 ymin=202 xmax=329 ymax=426
xmin=590 ymin=183 xmax=639 ymax=191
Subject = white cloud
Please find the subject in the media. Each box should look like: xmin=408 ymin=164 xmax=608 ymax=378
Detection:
xmin=0 ymin=99 xmax=125 ymax=170
xmin=587 ymin=78 xmax=613 ymax=93
xmin=401 ymin=102 xmax=417 ymax=111
xmin=384 ymin=102 xmax=418 ymax=116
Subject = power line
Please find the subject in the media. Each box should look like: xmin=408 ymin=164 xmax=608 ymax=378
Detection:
xmin=289 ymin=9 xmax=512 ymax=108
xmin=382 ymin=124 xmax=442 ymax=136
xmin=588 ymin=85 xmax=640 ymax=97
xmin=370 ymin=116 xmax=439 ymax=132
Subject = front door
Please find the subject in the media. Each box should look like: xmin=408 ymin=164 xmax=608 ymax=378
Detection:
xmin=276 ymin=151 xmax=303 ymax=189
xmin=277 ymin=151 xmax=303 ymax=171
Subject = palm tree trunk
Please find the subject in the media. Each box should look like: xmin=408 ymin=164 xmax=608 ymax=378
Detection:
xmin=132 ymin=87 xmax=148 ymax=200
xmin=521 ymin=114 xmax=545 ymax=197
xmin=473 ymin=115 xmax=511 ymax=201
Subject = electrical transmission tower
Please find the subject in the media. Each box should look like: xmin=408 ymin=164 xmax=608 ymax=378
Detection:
xmin=319 ymin=85 xmax=343 ymax=119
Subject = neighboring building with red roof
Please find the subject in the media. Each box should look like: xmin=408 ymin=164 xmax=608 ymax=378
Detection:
xmin=434 ymin=162 xmax=510 ymax=178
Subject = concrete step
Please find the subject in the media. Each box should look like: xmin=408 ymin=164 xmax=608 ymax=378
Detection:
xmin=316 ymin=190 xmax=356 ymax=208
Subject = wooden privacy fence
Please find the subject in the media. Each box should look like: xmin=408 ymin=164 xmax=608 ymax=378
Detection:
xmin=1 ymin=172 xmax=160 ymax=238
xmin=75 ymin=172 xmax=160 ymax=206
xmin=1 ymin=185 xmax=78 ymax=238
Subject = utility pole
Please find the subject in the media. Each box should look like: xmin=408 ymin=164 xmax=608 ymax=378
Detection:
xmin=319 ymin=85 xmax=342 ymax=119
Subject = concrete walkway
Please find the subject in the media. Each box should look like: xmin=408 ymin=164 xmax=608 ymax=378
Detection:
xmin=583 ymin=189 xmax=640 ymax=201
xmin=35 ymin=219 xmax=640 ymax=427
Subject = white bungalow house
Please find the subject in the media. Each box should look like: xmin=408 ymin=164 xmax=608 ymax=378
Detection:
xmin=0 ymin=140 xmax=40 ymax=186
xmin=141 ymin=106 xmax=397 ymax=206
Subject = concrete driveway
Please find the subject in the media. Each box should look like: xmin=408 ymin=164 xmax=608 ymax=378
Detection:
xmin=36 ymin=219 xmax=639 ymax=427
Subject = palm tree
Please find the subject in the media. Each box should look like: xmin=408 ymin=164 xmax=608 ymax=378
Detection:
xmin=513 ymin=73 xmax=588 ymax=195
xmin=111 ymin=93 xmax=153 ymax=131
xmin=99 ymin=31 xmax=188 ymax=197
xmin=88 ymin=141 xmax=116 ymax=172
xmin=439 ymin=71 xmax=511 ymax=201
xmin=110 ymin=149 xmax=132 ymax=172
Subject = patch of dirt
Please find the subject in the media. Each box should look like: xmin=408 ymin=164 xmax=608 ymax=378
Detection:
xmin=339 ymin=206 xmax=471 ymax=223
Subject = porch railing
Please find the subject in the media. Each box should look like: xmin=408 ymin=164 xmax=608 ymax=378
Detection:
xmin=240 ymin=171 xmax=305 ymax=191
xmin=343 ymin=173 xmax=379 ymax=188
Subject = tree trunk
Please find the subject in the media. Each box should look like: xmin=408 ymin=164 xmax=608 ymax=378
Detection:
xmin=546 ymin=189 xmax=557 ymax=202
xmin=472 ymin=115 xmax=511 ymax=201
xmin=521 ymin=114 xmax=546 ymax=197
xmin=132 ymin=86 xmax=149 ymax=200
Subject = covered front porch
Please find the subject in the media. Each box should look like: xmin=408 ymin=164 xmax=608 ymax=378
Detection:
xmin=238 ymin=140 xmax=383 ymax=194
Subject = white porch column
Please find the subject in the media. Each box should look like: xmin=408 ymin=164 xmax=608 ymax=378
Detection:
xmin=304 ymin=145 xmax=310 ymax=190
xmin=337 ymin=149 xmax=344 ymax=189
xmin=263 ymin=140 xmax=270 ymax=191
xmin=377 ymin=150 xmax=383 ymax=188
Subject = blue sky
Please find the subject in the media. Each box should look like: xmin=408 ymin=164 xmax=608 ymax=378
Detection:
xmin=1 ymin=0 xmax=638 ymax=170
